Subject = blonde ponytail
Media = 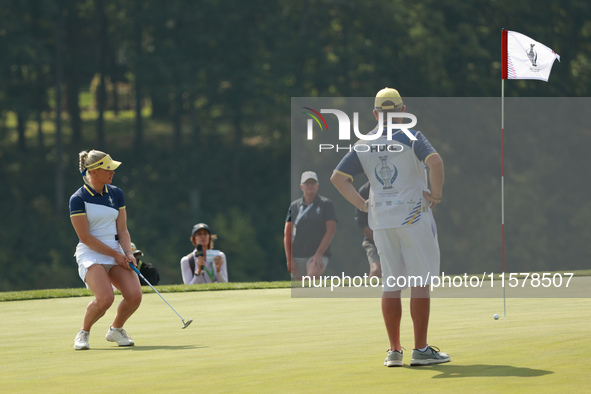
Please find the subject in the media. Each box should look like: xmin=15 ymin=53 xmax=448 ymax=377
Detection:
xmin=79 ymin=149 xmax=107 ymax=183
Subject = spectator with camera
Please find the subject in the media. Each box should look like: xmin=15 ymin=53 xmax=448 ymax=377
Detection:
xmin=180 ymin=223 xmax=228 ymax=284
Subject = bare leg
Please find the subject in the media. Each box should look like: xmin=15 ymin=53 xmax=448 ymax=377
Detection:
xmin=410 ymin=286 xmax=430 ymax=349
xmin=382 ymin=290 xmax=402 ymax=351
xmin=82 ymin=265 xmax=115 ymax=331
xmin=108 ymin=266 xmax=142 ymax=328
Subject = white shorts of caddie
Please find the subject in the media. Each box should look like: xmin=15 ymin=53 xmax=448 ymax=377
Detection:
xmin=373 ymin=214 xmax=440 ymax=292
xmin=75 ymin=237 xmax=122 ymax=286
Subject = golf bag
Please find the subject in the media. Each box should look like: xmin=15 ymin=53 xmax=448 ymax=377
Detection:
xmin=137 ymin=259 xmax=160 ymax=286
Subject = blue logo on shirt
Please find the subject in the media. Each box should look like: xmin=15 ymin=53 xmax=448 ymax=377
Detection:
xmin=375 ymin=156 xmax=398 ymax=190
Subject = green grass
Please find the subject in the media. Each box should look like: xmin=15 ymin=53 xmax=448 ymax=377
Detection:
xmin=0 ymin=287 xmax=589 ymax=393
xmin=3 ymin=270 xmax=589 ymax=302
xmin=0 ymin=281 xmax=292 ymax=302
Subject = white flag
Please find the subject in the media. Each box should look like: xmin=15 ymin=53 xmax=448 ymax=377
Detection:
xmin=502 ymin=30 xmax=560 ymax=82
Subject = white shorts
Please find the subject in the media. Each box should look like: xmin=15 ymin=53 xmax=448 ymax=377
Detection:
xmin=292 ymin=256 xmax=329 ymax=279
xmin=75 ymin=239 xmax=122 ymax=284
xmin=373 ymin=213 xmax=440 ymax=292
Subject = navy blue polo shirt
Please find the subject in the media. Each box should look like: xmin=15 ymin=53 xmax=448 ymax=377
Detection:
xmin=69 ymin=184 xmax=125 ymax=240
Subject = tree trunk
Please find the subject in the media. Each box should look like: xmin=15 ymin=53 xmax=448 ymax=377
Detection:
xmin=134 ymin=0 xmax=143 ymax=149
xmin=112 ymin=81 xmax=119 ymax=117
xmin=134 ymin=82 xmax=143 ymax=149
xmin=16 ymin=111 xmax=26 ymax=152
xmin=55 ymin=5 xmax=65 ymax=214
xmin=232 ymin=108 xmax=243 ymax=185
xmin=173 ymin=90 xmax=183 ymax=152
xmin=31 ymin=5 xmax=46 ymax=151
xmin=95 ymin=0 xmax=107 ymax=149
xmin=189 ymin=92 xmax=200 ymax=146
xmin=36 ymin=111 xmax=44 ymax=149
xmin=66 ymin=76 xmax=82 ymax=145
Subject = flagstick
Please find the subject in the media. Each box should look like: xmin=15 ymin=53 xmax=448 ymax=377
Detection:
xmin=499 ymin=29 xmax=559 ymax=321
xmin=501 ymin=78 xmax=506 ymax=320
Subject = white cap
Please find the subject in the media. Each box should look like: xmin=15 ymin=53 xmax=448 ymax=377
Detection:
xmin=130 ymin=242 xmax=143 ymax=256
xmin=300 ymin=171 xmax=319 ymax=184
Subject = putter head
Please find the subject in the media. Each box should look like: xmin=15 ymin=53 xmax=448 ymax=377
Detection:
xmin=182 ymin=319 xmax=193 ymax=329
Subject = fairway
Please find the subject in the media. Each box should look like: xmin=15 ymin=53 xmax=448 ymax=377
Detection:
xmin=0 ymin=289 xmax=589 ymax=393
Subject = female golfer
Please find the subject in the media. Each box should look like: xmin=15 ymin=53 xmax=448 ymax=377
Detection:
xmin=70 ymin=150 xmax=142 ymax=350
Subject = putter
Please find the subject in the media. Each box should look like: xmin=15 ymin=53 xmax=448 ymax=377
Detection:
xmin=129 ymin=263 xmax=193 ymax=329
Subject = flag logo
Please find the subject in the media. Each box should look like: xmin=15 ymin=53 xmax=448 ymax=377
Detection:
xmin=502 ymin=30 xmax=560 ymax=82
xmin=527 ymin=44 xmax=537 ymax=67
xmin=375 ymin=156 xmax=397 ymax=190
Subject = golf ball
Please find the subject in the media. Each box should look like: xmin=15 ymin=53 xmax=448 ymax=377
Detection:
xmin=493 ymin=314 xmax=499 ymax=320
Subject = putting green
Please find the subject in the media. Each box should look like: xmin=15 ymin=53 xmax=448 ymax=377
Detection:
xmin=0 ymin=289 xmax=589 ymax=392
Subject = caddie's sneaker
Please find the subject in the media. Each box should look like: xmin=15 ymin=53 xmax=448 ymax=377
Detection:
xmin=74 ymin=330 xmax=90 ymax=350
xmin=410 ymin=346 xmax=450 ymax=366
xmin=384 ymin=349 xmax=404 ymax=367
xmin=105 ymin=327 xmax=135 ymax=346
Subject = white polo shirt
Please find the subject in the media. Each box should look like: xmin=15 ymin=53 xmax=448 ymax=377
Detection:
xmin=334 ymin=126 xmax=438 ymax=230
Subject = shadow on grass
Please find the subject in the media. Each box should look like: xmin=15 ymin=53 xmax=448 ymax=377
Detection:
xmin=91 ymin=345 xmax=208 ymax=351
xmin=411 ymin=364 xmax=553 ymax=378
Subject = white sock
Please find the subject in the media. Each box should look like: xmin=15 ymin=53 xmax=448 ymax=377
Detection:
xmin=417 ymin=345 xmax=429 ymax=352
